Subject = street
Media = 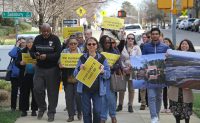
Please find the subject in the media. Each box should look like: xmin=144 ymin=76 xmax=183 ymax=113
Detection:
xmin=161 ymin=29 xmax=200 ymax=49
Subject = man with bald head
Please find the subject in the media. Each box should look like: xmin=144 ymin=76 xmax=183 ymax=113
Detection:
xmin=84 ymin=29 xmax=92 ymax=41
xmin=30 ymin=23 xmax=61 ymax=122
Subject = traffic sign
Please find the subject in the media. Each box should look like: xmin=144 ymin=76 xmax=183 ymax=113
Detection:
xmin=63 ymin=19 xmax=78 ymax=25
xmin=2 ymin=12 xmax=32 ymax=18
xmin=181 ymin=9 xmax=188 ymax=16
xmin=100 ymin=10 xmax=107 ymax=16
xmin=76 ymin=6 xmax=86 ymax=17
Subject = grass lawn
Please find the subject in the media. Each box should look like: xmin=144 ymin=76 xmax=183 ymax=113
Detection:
xmin=0 ymin=108 xmax=20 ymax=123
xmin=193 ymin=92 xmax=200 ymax=118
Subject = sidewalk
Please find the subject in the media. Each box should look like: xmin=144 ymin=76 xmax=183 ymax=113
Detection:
xmin=15 ymin=90 xmax=200 ymax=123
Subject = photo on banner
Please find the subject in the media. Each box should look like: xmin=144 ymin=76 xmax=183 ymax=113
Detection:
xmin=165 ymin=49 xmax=200 ymax=90
xmin=130 ymin=54 xmax=166 ymax=89
xmin=76 ymin=56 xmax=102 ymax=88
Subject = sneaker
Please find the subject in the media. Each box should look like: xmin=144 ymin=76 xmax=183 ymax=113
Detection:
xmin=116 ymin=105 xmax=122 ymax=112
xmin=151 ymin=117 xmax=158 ymax=123
xmin=47 ymin=115 xmax=54 ymax=122
xmin=21 ymin=111 xmax=27 ymax=117
xmin=31 ymin=110 xmax=37 ymax=116
xmin=128 ymin=105 xmax=133 ymax=113
xmin=67 ymin=116 xmax=74 ymax=122
xmin=77 ymin=113 xmax=82 ymax=120
xmin=37 ymin=111 xmax=45 ymax=120
xmin=140 ymin=105 xmax=146 ymax=110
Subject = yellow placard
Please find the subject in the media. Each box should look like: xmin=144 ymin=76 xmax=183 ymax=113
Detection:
xmin=22 ymin=53 xmax=36 ymax=64
xmin=76 ymin=56 xmax=102 ymax=88
xmin=101 ymin=16 xmax=124 ymax=30
xmin=60 ymin=53 xmax=83 ymax=68
xmin=76 ymin=6 xmax=87 ymax=17
xmin=101 ymin=52 xmax=120 ymax=66
xmin=63 ymin=26 xmax=84 ymax=39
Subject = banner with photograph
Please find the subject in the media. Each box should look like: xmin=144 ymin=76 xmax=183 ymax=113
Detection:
xmin=165 ymin=49 xmax=200 ymax=90
xmin=130 ymin=53 xmax=166 ymax=89
xmin=76 ymin=56 xmax=102 ymax=88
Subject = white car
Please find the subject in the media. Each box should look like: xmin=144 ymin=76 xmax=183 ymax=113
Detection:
xmin=178 ymin=18 xmax=196 ymax=30
xmin=124 ymin=24 xmax=145 ymax=41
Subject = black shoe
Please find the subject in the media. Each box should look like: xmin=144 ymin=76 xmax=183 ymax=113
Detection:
xmin=77 ymin=113 xmax=82 ymax=120
xmin=21 ymin=111 xmax=27 ymax=117
xmin=31 ymin=110 xmax=37 ymax=116
xmin=128 ymin=105 xmax=133 ymax=113
xmin=37 ymin=111 xmax=44 ymax=120
xmin=67 ymin=116 xmax=74 ymax=122
xmin=116 ymin=104 xmax=122 ymax=112
xmin=48 ymin=115 xmax=54 ymax=122
xmin=140 ymin=105 xmax=146 ymax=110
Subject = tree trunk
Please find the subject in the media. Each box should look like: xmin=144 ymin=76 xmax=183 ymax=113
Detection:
xmin=52 ymin=16 xmax=57 ymax=34
xmin=39 ymin=0 xmax=43 ymax=33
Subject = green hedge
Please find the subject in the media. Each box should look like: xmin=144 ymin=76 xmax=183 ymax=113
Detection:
xmin=0 ymin=80 xmax=11 ymax=92
xmin=19 ymin=22 xmax=32 ymax=31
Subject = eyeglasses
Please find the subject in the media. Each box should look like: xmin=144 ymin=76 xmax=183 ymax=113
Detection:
xmin=69 ymin=43 xmax=78 ymax=45
xmin=127 ymin=37 xmax=134 ymax=40
xmin=87 ymin=43 xmax=97 ymax=46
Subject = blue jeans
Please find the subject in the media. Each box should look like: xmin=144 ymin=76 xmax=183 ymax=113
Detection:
xmin=101 ymin=90 xmax=116 ymax=120
xmin=148 ymin=88 xmax=162 ymax=119
xmin=81 ymin=92 xmax=102 ymax=123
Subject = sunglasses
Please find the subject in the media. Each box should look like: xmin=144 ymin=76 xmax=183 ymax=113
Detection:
xmin=127 ymin=37 xmax=134 ymax=40
xmin=87 ymin=43 xmax=97 ymax=46
xmin=69 ymin=43 xmax=78 ymax=45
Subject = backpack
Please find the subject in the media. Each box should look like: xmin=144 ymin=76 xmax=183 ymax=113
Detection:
xmin=80 ymin=54 xmax=106 ymax=65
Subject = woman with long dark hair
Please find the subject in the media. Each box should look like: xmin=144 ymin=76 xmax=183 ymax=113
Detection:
xmin=168 ymin=39 xmax=195 ymax=123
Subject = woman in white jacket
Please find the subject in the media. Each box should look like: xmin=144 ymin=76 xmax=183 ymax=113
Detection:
xmin=116 ymin=33 xmax=142 ymax=113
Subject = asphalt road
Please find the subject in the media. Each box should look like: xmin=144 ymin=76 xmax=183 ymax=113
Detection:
xmin=161 ymin=29 xmax=200 ymax=47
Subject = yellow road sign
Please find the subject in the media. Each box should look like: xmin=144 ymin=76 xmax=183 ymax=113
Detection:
xmin=76 ymin=6 xmax=86 ymax=17
xmin=100 ymin=10 xmax=107 ymax=16
xmin=181 ymin=9 xmax=188 ymax=16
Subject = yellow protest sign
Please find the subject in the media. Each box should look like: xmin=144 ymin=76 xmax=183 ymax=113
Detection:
xmin=60 ymin=53 xmax=83 ymax=68
xmin=63 ymin=26 xmax=84 ymax=39
xmin=101 ymin=16 xmax=124 ymax=30
xmin=100 ymin=10 xmax=107 ymax=16
xmin=22 ymin=53 xmax=36 ymax=64
xmin=76 ymin=6 xmax=87 ymax=17
xmin=76 ymin=56 xmax=102 ymax=88
xmin=101 ymin=52 xmax=120 ymax=66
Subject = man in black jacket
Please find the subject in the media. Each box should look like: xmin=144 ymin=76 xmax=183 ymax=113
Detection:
xmin=30 ymin=23 xmax=61 ymax=122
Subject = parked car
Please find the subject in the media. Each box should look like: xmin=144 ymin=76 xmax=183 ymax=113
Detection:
xmin=178 ymin=18 xmax=196 ymax=30
xmin=191 ymin=19 xmax=200 ymax=32
xmin=176 ymin=19 xmax=182 ymax=28
xmin=124 ymin=23 xmax=145 ymax=41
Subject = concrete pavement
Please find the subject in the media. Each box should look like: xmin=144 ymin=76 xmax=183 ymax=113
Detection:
xmin=15 ymin=90 xmax=200 ymax=123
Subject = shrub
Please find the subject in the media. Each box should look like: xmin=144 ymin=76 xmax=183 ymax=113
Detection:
xmin=19 ymin=22 xmax=32 ymax=31
xmin=0 ymin=80 xmax=11 ymax=92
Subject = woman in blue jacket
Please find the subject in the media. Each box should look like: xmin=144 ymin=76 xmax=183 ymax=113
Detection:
xmin=8 ymin=38 xmax=26 ymax=111
xmin=74 ymin=37 xmax=110 ymax=123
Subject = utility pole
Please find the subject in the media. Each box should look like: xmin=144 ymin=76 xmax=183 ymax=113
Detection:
xmin=172 ymin=0 xmax=177 ymax=46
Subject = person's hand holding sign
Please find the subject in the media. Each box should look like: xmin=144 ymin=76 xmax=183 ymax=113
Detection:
xmin=100 ymin=65 xmax=104 ymax=74
xmin=20 ymin=61 xmax=26 ymax=66
xmin=80 ymin=64 xmax=85 ymax=70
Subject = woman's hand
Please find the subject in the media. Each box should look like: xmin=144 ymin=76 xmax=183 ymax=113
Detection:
xmin=100 ymin=65 xmax=104 ymax=74
xmin=80 ymin=64 xmax=85 ymax=70
xmin=59 ymin=64 xmax=64 ymax=68
xmin=20 ymin=61 xmax=26 ymax=66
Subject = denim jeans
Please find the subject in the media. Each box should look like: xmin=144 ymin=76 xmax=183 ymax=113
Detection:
xmin=81 ymin=92 xmax=103 ymax=123
xmin=101 ymin=90 xmax=116 ymax=120
xmin=148 ymin=88 xmax=162 ymax=119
